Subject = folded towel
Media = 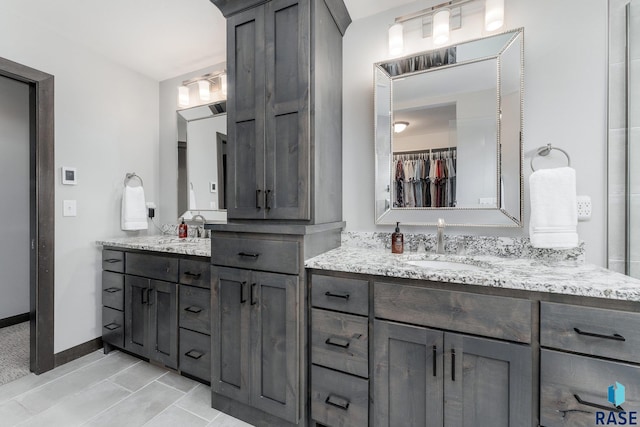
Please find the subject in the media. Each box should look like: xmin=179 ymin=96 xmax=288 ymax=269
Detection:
xmin=121 ymin=185 xmax=148 ymax=231
xmin=529 ymin=166 xmax=578 ymax=249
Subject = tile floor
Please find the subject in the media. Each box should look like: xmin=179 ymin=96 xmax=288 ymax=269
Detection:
xmin=0 ymin=350 xmax=254 ymax=426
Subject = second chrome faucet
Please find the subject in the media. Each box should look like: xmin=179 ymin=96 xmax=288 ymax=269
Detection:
xmin=436 ymin=218 xmax=446 ymax=254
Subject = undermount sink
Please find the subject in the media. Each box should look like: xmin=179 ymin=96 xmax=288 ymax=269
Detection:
xmin=405 ymin=259 xmax=487 ymax=272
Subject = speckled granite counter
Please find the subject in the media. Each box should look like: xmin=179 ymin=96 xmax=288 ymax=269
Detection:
xmin=305 ymin=244 xmax=640 ymax=303
xmin=97 ymin=236 xmax=211 ymax=257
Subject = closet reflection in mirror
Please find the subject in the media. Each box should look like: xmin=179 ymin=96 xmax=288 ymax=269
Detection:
xmin=375 ymin=28 xmax=523 ymax=227
xmin=177 ymin=102 xmax=227 ymax=219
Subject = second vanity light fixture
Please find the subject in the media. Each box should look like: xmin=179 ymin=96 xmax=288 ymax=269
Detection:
xmin=388 ymin=0 xmax=504 ymax=55
xmin=177 ymin=71 xmax=228 ymax=108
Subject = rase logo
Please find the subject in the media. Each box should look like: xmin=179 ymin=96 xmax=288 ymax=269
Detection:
xmin=596 ymin=382 xmax=638 ymax=425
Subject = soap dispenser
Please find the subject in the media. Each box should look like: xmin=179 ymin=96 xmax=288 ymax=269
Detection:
xmin=392 ymin=222 xmax=404 ymax=254
xmin=178 ymin=218 xmax=188 ymax=238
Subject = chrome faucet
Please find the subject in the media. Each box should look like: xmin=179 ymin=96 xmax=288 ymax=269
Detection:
xmin=436 ymin=218 xmax=446 ymax=254
xmin=191 ymin=214 xmax=207 ymax=238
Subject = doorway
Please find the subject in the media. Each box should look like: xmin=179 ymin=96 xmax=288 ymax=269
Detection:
xmin=0 ymin=56 xmax=55 ymax=374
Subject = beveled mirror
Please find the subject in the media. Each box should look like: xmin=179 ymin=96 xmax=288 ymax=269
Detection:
xmin=374 ymin=28 xmax=523 ymax=227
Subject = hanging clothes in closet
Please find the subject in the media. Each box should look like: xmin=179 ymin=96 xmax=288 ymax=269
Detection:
xmin=393 ymin=148 xmax=456 ymax=208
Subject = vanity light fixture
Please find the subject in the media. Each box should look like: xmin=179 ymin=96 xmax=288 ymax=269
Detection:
xmin=178 ymin=85 xmax=190 ymax=107
xmin=394 ymin=121 xmax=410 ymax=133
xmin=388 ymin=0 xmax=505 ymax=55
xmin=198 ymin=80 xmax=211 ymax=102
xmin=177 ymin=70 xmax=227 ymax=109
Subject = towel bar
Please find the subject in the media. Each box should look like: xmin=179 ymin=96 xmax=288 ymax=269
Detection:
xmin=124 ymin=172 xmax=144 ymax=187
xmin=530 ymin=144 xmax=571 ymax=172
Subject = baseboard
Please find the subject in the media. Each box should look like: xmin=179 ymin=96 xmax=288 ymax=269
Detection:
xmin=54 ymin=337 xmax=103 ymax=367
xmin=0 ymin=313 xmax=29 ymax=329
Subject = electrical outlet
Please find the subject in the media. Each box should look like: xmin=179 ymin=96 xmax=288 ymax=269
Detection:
xmin=577 ymin=195 xmax=591 ymax=221
xmin=63 ymin=200 xmax=77 ymax=217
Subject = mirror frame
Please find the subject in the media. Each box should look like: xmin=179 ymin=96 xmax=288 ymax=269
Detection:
xmin=374 ymin=28 xmax=524 ymax=227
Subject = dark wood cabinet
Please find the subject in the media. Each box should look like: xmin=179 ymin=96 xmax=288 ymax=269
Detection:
xmin=212 ymin=266 xmax=299 ymax=423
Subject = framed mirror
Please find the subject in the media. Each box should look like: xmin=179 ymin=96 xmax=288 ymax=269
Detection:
xmin=177 ymin=101 xmax=228 ymax=220
xmin=374 ymin=28 xmax=523 ymax=227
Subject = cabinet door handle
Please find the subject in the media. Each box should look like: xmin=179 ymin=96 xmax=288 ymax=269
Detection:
xmin=574 ymin=394 xmax=623 ymax=413
xmin=325 ymin=394 xmax=350 ymax=411
xmin=238 ymin=252 xmax=260 ymax=258
xmin=184 ymin=272 xmax=201 ymax=279
xmin=256 ymin=189 xmax=262 ymax=209
xmin=104 ymin=323 xmax=121 ymax=331
xmin=573 ymin=327 xmax=626 ymax=342
xmin=325 ymin=336 xmax=350 ymax=349
xmin=240 ymin=281 xmax=247 ymax=304
xmin=185 ymin=350 xmax=204 ymax=360
xmin=451 ymin=349 xmax=456 ymax=382
xmin=103 ymin=258 xmax=121 ymax=264
xmin=141 ymin=288 xmax=148 ymax=305
xmin=324 ymin=291 xmax=350 ymax=300
xmin=265 ymin=189 xmax=272 ymax=210
xmin=147 ymin=289 xmax=154 ymax=306
xmin=184 ymin=306 xmax=202 ymax=314
xmin=433 ymin=345 xmax=437 ymax=377
xmin=103 ymin=287 xmax=121 ymax=293
xmin=251 ymin=283 xmax=257 ymax=305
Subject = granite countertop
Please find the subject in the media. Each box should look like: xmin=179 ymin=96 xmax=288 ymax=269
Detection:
xmin=97 ymin=236 xmax=211 ymax=257
xmin=305 ymin=246 xmax=640 ymax=302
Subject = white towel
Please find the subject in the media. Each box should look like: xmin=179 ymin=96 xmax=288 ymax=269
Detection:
xmin=121 ymin=185 xmax=148 ymax=231
xmin=529 ymin=166 xmax=578 ymax=249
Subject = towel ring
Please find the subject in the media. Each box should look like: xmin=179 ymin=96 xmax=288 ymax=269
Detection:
xmin=530 ymin=144 xmax=571 ymax=172
xmin=124 ymin=172 xmax=144 ymax=187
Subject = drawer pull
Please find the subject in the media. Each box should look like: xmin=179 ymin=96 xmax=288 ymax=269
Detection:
xmin=104 ymin=322 xmax=121 ymax=331
xmin=240 ymin=281 xmax=247 ymax=304
xmin=574 ymin=394 xmax=623 ymax=413
xmin=451 ymin=349 xmax=456 ymax=382
xmin=325 ymin=394 xmax=350 ymax=411
xmin=256 ymin=189 xmax=262 ymax=209
xmin=184 ymin=272 xmax=202 ymax=279
xmin=573 ymin=328 xmax=626 ymax=342
xmin=103 ymin=287 xmax=121 ymax=293
xmin=433 ymin=345 xmax=437 ymax=377
xmin=185 ymin=350 xmax=204 ymax=360
xmin=238 ymin=252 xmax=260 ymax=258
xmin=325 ymin=336 xmax=350 ymax=349
xmin=104 ymin=258 xmax=121 ymax=264
xmin=251 ymin=283 xmax=257 ymax=305
xmin=324 ymin=291 xmax=350 ymax=300
xmin=265 ymin=189 xmax=272 ymax=210
xmin=141 ymin=288 xmax=148 ymax=305
xmin=184 ymin=306 xmax=202 ymax=314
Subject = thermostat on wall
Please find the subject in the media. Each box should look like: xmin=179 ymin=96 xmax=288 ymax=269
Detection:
xmin=61 ymin=167 xmax=77 ymax=185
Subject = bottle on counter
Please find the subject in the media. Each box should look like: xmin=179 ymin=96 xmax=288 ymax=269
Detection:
xmin=392 ymin=222 xmax=404 ymax=254
xmin=178 ymin=218 xmax=188 ymax=239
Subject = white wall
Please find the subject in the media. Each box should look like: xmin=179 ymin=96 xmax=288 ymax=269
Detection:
xmin=0 ymin=8 xmax=159 ymax=352
xmin=343 ymin=0 xmax=608 ymax=265
xmin=0 ymin=76 xmax=30 ymax=320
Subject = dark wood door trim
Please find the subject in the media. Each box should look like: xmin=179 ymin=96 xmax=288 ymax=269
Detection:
xmin=0 ymin=56 xmax=55 ymax=374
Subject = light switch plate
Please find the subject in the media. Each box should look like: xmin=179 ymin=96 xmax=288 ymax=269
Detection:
xmin=63 ymin=200 xmax=77 ymax=217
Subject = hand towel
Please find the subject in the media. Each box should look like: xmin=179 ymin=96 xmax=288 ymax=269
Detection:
xmin=121 ymin=185 xmax=148 ymax=231
xmin=529 ymin=166 xmax=578 ymax=249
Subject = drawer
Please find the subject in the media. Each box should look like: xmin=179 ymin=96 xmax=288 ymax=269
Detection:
xmin=541 ymin=349 xmax=640 ymax=427
xmin=102 ymin=307 xmax=124 ymax=348
xmin=179 ymin=259 xmax=211 ymax=289
xmin=179 ymin=328 xmax=211 ymax=382
xmin=311 ymin=365 xmax=368 ymax=427
xmin=311 ymin=308 xmax=368 ymax=378
xmin=102 ymin=271 xmax=124 ymax=311
xmin=126 ymin=252 xmax=179 ymax=282
xmin=179 ymin=285 xmax=211 ymax=335
xmin=311 ymin=275 xmax=369 ymax=316
xmin=211 ymin=236 xmax=299 ymax=274
xmin=374 ymin=282 xmax=531 ymax=343
xmin=102 ymin=249 xmax=124 ymax=273
xmin=541 ymin=302 xmax=640 ymax=363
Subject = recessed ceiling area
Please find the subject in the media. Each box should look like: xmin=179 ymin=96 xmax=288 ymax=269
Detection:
xmin=0 ymin=0 xmax=416 ymax=81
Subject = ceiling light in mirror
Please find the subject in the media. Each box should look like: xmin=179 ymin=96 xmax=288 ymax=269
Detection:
xmin=394 ymin=121 xmax=409 ymax=133
xmin=433 ymin=9 xmax=451 ymax=45
xmin=485 ymin=0 xmax=505 ymax=31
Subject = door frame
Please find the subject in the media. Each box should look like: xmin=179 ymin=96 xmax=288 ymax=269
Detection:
xmin=0 ymin=56 xmax=55 ymax=374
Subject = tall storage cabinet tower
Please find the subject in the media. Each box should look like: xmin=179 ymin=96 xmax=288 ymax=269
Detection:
xmin=208 ymin=0 xmax=350 ymax=426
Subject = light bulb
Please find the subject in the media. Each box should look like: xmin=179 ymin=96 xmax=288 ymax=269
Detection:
xmin=198 ymin=80 xmax=211 ymax=102
xmin=388 ymin=23 xmax=404 ymax=56
xmin=178 ymin=86 xmax=189 ymax=107
xmin=433 ymin=9 xmax=450 ymax=46
xmin=485 ymin=0 xmax=505 ymax=31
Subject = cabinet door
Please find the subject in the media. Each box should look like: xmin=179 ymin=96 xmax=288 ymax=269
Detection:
xmin=444 ymin=333 xmax=532 ymax=427
xmin=373 ymin=320 xmax=444 ymax=427
xmin=211 ymin=267 xmax=251 ymax=404
xmin=124 ymin=275 xmax=150 ymax=358
xmin=249 ymin=271 xmax=299 ymax=423
xmin=149 ymin=280 xmax=178 ymax=369
xmin=264 ymin=0 xmax=310 ymax=220
xmin=226 ymin=6 xmax=266 ymax=219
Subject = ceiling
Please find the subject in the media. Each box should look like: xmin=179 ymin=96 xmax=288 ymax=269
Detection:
xmin=0 ymin=0 xmax=416 ymax=82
